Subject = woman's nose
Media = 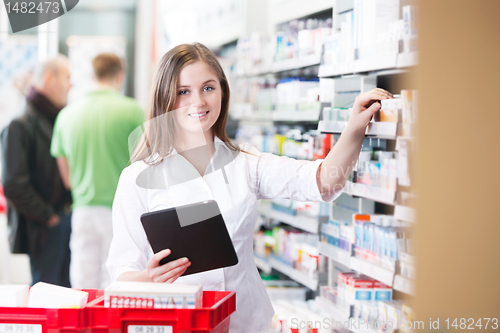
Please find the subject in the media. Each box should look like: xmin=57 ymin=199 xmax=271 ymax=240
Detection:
xmin=191 ymin=92 xmax=206 ymax=108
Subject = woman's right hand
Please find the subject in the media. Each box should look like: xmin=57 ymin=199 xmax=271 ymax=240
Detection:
xmin=146 ymin=249 xmax=191 ymax=283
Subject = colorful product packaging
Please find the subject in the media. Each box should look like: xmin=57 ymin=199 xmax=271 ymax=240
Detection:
xmin=373 ymin=281 xmax=393 ymax=301
xmin=104 ymin=281 xmax=203 ymax=309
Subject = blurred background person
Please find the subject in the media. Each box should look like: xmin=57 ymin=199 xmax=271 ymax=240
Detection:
xmin=0 ymin=55 xmax=73 ymax=287
xmin=51 ymin=53 xmax=144 ymax=289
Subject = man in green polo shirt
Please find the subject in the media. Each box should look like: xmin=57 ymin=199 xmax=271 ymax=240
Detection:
xmin=51 ymin=53 xmax=144 ymax=289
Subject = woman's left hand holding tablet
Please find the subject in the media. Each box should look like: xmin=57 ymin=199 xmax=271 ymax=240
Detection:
xmin=146 ymin=249 xmax=191 ymax=283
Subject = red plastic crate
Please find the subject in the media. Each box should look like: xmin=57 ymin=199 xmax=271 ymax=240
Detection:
xmin=0 ymin=289 xmax=102 ymax=333
xmin=85 ymin=291 xmax=236 ymax=333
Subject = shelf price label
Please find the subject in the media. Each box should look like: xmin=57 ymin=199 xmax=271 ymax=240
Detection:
xmin=127 ymin=325 xmax=173 ymax=333
xmin=0 ymin=324 xmax=42 ymax=333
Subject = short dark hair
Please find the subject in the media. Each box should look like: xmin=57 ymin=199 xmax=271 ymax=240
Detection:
xmin=92 ymin=53 xmax=124 ymax=81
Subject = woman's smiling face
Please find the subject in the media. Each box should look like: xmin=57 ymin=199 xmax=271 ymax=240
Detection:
xmin=173 ymin=61 xmax=222 ymax=134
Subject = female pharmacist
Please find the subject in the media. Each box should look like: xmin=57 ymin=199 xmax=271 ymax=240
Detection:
xmin=107 ymin=43 xmax=392 ymax=332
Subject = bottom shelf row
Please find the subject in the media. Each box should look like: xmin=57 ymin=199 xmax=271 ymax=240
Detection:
xmin=256 ymin=251 xmax=416 ymax=333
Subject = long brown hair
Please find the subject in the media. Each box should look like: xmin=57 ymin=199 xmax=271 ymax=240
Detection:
xmin=131 ymin=43 xmax=239 ymax=165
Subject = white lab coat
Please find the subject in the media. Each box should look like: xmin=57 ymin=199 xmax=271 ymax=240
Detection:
xmin=107 ymin=137 xmax=341 ymax=333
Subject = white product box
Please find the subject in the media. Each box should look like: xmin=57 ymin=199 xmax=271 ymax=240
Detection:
xmin=0 ymin=285 xmax=29 ymax=307
xmin=28 ymin=283 xmax=88 ymax=308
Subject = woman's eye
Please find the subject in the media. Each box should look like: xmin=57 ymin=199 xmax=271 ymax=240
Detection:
xmin=179 ymin=90 xmax=188 ymax=95
xmin=203 ymin=86 xmax=214 ymax=92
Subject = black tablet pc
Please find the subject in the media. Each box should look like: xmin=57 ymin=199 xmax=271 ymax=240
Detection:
xmin=140 ymin=200 xmax=238 ymax=276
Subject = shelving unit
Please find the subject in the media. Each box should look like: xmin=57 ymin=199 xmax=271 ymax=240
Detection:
xmin=256 ymin=200 xmax=321 ymax=234
xmin=232 ymin=0 xmax=419 ymax=325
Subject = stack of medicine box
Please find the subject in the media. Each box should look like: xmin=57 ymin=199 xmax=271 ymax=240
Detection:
xmin=320 ymin=219 xmax=353 ymax=252
xmin=104 ymin=281 xmax=202 ymax=309
xmin=337 ymin=272 xmax=392 ymax=315
xmin=353 ymin=214 xmax=414 ymax=264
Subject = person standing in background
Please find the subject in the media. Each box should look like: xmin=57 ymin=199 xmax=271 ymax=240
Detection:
xmin=51 ymin=53 xmax=144 ymax=289
xmin=0 ymin=55 xmax=73 ymax=287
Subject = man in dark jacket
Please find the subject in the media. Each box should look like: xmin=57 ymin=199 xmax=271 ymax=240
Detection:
xmin=0 ymin=55 xmax=73 ymax=286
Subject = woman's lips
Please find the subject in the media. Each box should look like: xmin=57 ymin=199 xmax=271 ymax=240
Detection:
xmin=188 ymin=111 xmax=209 ymax=119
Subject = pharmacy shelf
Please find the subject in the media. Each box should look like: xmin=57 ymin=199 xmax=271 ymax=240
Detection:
xmin=343 ymin=181 xmax=396 ymax=206
xmin=393 ymin=275 xmax=416 ymax=296
xmin=394 ymin=205 xmax=416 ymax=223
xmin=257 ymin=201 xmax=320 ymax=234
xmin=317 ymin=121 xmax=398 ymax=139
xmin=269 ymin=257 xmax=320 ymax=290
xmin=349 ymin=257 xmax=395 ymax=286
xmin=254 ymin=255 xmax=272 ymax=274
xmin=272 ymin=54 xmax=321 ymax=73
xmin=315 ymin=296 xmax=350 ymax=322
xmin=318 ymin=242 xmax=351 ymax=268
